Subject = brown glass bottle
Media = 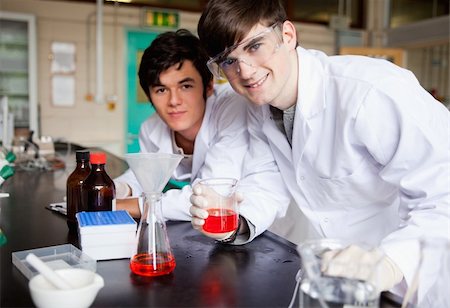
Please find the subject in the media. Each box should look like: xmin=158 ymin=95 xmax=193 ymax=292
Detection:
xmin=66 ymin=150 xmax=91 ymax=231
xmin=81 ymin=152 xmax=116 ymax=212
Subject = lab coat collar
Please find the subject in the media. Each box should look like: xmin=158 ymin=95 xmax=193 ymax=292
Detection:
xmin=261 ymin=105 xmax=293 ymax=162
xmin=147 ymin=116 xmax=172 ymax=153
xmin=260 ymin=46 xmax=328 ymax=163
xmin=191 ymin=89 xmax=216 ymax=179
xmin=146 ymin=115 xmax=192 ymax=180
xmin=290 ymin=47 xmax=327 ymax=164
xmin=296 ymin=46 xmax=326 ymax=119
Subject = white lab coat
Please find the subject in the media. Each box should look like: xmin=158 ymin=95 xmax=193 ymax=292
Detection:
xmin=236 ymin=103 xmax=292 ymax=243
xmin=115 ymin=83 xmax=249 ymax=221
xmin=248 ymin=47 xmax=450 ymax=297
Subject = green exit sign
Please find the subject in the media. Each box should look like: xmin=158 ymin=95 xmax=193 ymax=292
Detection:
xmin=142 ymin=9 xmax=179 ymax=29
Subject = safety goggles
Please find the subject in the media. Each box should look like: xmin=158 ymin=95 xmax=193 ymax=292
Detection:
xmin=206 ymin=23 xmax=283 ymax=81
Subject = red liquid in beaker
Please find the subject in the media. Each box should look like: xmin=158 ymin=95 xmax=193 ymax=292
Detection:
xmin=203 ymin=208 xmax=238 ymax=233
xmin=130 ymin=252 xmax=176 ymax=276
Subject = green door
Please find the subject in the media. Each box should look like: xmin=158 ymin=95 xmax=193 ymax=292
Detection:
xmin=126 ymin=30 xmax=159 ymax=153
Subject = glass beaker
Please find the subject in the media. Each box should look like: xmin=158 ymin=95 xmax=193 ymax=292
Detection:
xmin=199 ymin=178 xmax=239 ymax=239
xmin=130 ymin=192 xmax=175 ymax=276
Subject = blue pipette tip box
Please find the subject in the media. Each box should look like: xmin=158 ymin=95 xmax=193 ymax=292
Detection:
xmin=76 ymin=210 xmax=137 ymax=261
xmin=77 ymin=210 xmax=136 ymax=229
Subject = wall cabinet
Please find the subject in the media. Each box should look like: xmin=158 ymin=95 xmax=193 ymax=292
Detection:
xmin=0 ymin=11 xmax=38 ymax=137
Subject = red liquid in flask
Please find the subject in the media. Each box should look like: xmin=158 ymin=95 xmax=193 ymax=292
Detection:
xmin=203 ymin=208 xmax=238 ymax=233
xmin=130 ymin=252 xmax=176 ymax=276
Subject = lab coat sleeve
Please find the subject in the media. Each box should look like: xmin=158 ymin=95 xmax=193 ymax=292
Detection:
xmin=161 ymin=185 xmax=193 ymax=221
xmin=113 ymin=169 xmax=142 ymax=198
xmin=237 ymin=104 xmax=291 ymax=243
xmin=195 ymin=91 xmax=249 ymax=180
xmin=161 ymin=90 xmax=249 ymax=221
xmin=353 ymin=70 xmax=450 ymax=298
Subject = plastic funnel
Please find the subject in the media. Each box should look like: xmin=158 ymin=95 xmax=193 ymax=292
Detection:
xmin=124 ymin=153 xmax=183 ymax=193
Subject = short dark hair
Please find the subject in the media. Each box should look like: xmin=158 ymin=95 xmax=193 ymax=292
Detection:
xmin=138 ymin=29 xmax=213 ymax=101
xmin=198 ymin=0 xmax=287 ymax=58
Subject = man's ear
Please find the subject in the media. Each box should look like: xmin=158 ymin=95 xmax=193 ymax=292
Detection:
xmin=282 ymin=21 xmax=298 ymax=50
xmin=206 ymin=80 xmax=214 ymax=97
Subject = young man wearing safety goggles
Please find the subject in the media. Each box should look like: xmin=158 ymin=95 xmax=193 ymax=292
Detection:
xmin=190 ymin=0 xmax=450 ymax=302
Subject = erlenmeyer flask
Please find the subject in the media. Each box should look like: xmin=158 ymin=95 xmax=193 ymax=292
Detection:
xmin=130 ymin=192 xmax=176 ymax=276
xmin=125 ymin=153 xmax=182 ymax=277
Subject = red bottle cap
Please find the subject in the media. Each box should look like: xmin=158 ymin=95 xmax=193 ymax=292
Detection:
xmin=90 ymin=152 xmax=106 ymax=164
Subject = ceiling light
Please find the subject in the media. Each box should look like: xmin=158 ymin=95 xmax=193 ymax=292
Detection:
xmin=105 ymin=0 xmax=132 ymax=3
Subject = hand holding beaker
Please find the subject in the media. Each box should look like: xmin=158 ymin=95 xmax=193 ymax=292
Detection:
xmin=190 ymin=178 xmax=239 ymax=241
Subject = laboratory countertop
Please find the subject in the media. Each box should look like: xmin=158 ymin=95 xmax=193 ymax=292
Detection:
xmin=0 ymin=143 xmax=402 ymax=307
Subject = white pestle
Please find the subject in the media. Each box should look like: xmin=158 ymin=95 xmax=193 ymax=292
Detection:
xmin=25 ymin=253 xmax=73 ymax=290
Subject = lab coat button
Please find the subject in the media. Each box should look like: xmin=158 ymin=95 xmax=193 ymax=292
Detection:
xmin=323 ymin=217 xmax=329 ymax=223
xmin=300 ymin=176 xmax=305 ymax=181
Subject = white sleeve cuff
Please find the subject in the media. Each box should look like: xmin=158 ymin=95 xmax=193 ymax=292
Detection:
xmin=114 ymin=181 xmax=131 ymax=199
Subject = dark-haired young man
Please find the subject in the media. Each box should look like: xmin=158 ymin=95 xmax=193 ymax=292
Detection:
xmin=114 ymin=29 xmax=249 ymax=222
